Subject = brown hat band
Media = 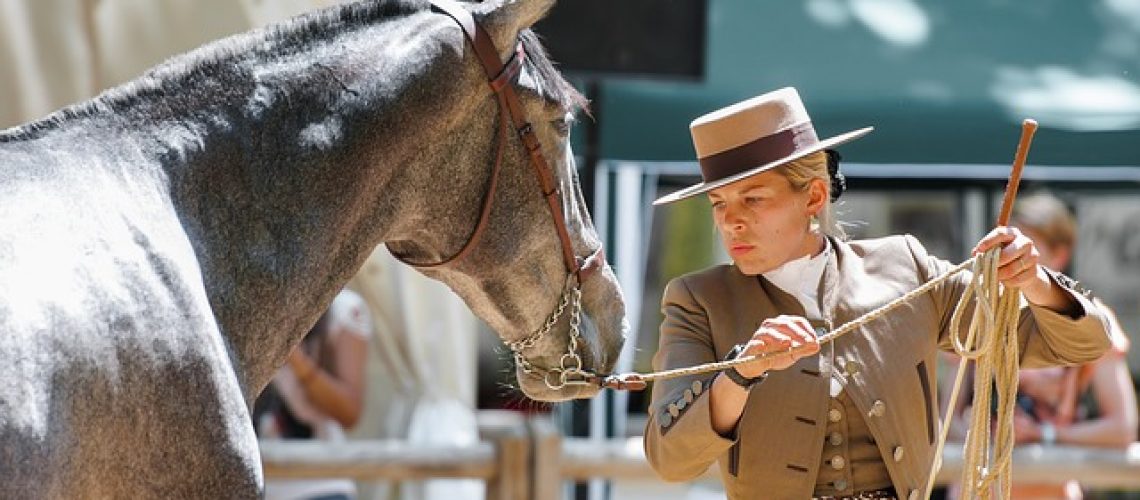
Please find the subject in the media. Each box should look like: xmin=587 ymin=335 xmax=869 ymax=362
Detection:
xmin=697 ymin=122 xmax=819 ymax=183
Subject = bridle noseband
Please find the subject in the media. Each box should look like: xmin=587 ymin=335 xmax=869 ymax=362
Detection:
xmin=396 ymin=0 xmax=607 ymax=389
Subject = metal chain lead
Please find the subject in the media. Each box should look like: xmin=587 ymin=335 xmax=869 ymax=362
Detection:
xmin=507 ymin=275 xmax=592 ymax=390
xmin=507 ymin=275 xmax=573 ymax=355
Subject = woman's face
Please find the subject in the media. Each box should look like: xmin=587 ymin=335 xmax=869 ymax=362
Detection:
xmin=708 ymin=169 xmax=826 ymax=275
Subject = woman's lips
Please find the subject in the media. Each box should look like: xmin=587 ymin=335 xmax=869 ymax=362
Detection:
xmin=729 ymin=244 xmax=754 ymax=257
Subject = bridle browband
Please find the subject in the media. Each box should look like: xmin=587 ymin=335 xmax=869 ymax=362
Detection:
xmin=395 ymin=0 xmax=607 ymax=389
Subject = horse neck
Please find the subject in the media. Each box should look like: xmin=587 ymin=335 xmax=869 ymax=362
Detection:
xmin=128 ymin=12 xmax=493 ymax=394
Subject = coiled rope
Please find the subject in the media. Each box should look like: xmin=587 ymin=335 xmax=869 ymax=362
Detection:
xmin=923 ymin=249 xmax=1022 ymax=500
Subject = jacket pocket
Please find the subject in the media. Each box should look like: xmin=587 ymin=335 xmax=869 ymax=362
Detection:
xmin=917 ymin=360 xmax=934 ymax=444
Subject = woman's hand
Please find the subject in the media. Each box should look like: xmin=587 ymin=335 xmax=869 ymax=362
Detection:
xmin=972 ymin=226 xmax=1041 ymax=289
xmin=972 ymin=226 xmax=1077 ymax=313
xmin=709 ymin=315 xmax=821 ymax=435
xmin=734 ymin=315 xmax=821 ymax=378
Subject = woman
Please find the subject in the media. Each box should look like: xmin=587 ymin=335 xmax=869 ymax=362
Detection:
xmin=643 ymin=88 xmax=1111 ymax=500
xmin=949 ymin=192 xmax=1136 ymax=499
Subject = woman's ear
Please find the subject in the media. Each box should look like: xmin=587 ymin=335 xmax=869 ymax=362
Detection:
xmin=806 ymin=177 xmax=829 ymax=217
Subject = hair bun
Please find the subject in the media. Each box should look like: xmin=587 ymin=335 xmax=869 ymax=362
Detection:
xmin=825 ymin=149 xmax=845 ymax=203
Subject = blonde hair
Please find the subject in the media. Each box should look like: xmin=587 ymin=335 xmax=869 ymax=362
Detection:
xmin=775 ymin=151 xmax=846 ymax=240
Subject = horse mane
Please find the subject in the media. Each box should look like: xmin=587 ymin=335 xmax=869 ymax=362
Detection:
xmin=1 ymin=0 xmax=586 ymax=142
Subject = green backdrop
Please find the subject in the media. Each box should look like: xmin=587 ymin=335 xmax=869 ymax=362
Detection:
xmin=572 ymin=0 xmax=1140 ymax=166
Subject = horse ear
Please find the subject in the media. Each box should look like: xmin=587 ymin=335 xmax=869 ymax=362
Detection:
xmin=476 ymin=0 xmax=556 ymax=53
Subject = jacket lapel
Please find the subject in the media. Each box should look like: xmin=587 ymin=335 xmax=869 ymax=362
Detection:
xmin=819 ymin=235 xmax=843 ymax=328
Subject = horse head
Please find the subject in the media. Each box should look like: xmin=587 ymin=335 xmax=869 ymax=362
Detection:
xmin=382 ymin=0 xmax=628 ymax=401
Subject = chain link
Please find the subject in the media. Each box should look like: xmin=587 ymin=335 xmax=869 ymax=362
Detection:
xmin=508 ymin=276 xmax=592 ymax=390
xmin=507 ymin=276 xmax=572 ymax=355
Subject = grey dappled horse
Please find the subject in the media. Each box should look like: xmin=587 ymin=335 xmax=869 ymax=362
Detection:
xmin=0 ymin=0 xmax=626 ymax=497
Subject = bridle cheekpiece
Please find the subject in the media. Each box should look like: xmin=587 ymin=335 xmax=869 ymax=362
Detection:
xmin=403 ymin=0 xmax=608 ymax=390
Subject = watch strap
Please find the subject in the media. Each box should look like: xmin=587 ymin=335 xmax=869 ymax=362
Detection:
xmin=723 ymin=344 xmax=766 ymax=388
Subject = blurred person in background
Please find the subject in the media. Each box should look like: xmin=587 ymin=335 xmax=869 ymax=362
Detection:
xmin=642 ymin=88 xmax=1110 ymax=500
xmin=255 ymin=288 xmax=371 ymax=500
xmin=946 ymin=192 xmax=1137 ymax=500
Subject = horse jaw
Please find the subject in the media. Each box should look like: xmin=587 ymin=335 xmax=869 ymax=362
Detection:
xmin=512 ymin=263 xmax=628 ymax=403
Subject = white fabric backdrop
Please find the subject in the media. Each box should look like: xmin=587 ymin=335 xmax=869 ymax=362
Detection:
xmin=0 ymin=2 xmax=481 ymax=499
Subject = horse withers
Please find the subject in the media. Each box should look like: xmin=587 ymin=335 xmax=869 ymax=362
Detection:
xmin=0 ymin=0 xmax=626 ymax=497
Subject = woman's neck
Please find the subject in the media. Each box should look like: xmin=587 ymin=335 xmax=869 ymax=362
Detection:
xmin=798 ymin=231 xmax=827 ymax=260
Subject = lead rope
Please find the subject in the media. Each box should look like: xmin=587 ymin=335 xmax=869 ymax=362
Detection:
xmin=603 ymin=257 xmax=977 ymax=386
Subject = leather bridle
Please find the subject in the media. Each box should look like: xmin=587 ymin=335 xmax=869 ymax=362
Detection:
xmin=396 ymin=0 xmax=607 ymax=389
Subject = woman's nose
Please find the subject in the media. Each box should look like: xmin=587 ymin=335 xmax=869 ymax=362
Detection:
xmin=723 ymin=204 xmax=746 ymax=229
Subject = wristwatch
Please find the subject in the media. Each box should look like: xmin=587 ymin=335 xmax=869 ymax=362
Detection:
xmin=722 ymin=344 xmax=767 ymax=389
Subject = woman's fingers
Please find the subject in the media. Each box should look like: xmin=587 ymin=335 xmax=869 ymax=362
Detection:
xmin=742 ymin=316 xmax=822 ymax=372
xmin=973 ymin=226 xmax=1017 ymax=255
xmin=975 ymin=226 xmax=1042 ymax=287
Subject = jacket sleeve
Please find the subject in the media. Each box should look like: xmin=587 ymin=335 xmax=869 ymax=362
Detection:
xmin=903 ymin=234 xmax=1111 ymax=367
xmin=642 ymin=276 xmax=734 ymax=482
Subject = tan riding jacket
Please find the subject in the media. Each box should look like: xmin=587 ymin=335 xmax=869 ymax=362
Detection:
xmin=644 ymin=235 xmax=1110 ymax=500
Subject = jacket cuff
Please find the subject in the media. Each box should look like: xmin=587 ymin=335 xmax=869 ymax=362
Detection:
xmin=1037 ymin=267 xmax=1096 ymax=319
xmin=1025 ymin=268 xmax=1111 ymax=364
xmin=645 ymin=377 xmax=735 ymax=480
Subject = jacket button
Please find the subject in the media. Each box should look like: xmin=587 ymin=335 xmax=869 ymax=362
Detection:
xmin=676 ymin=397 xmax=687 ymax=411
xmin=830 ymin=455 xmax=846 ymax=470
xmin=659 ymin=411 xmax=673 ymax=428
xmin=893 ymin=446 xmax=905 ymax=462
xmin=867 ymin=400 xmax=887 ymax=418
xmin=845 ymin=360 xmax=861 ymax=377
xmin=829 ymin=432 xmax=843 ymax=446
xmin=683 ymin=389 xmax=695 ymax=404
xmin=829 ymin=408 xmax=843 ymax=422
xmin=833 ymin=478 xmax=848 ymax=491
xmin=815 ymin=326 xmax=828 ymax=337
xmin=668 ymin=403 xmax=679 ymax=418
xmin=691 ymin=380 xmax=703 ymax=396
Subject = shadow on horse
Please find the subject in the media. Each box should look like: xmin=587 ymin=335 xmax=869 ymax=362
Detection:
xmin=0 ymin=0 xmax=626 ymax=496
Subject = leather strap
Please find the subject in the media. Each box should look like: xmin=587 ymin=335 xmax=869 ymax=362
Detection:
xmin=414 ymin=0 xmax=600 ymax=281
xmin=722 ymin=344 xmax=767 ymax=388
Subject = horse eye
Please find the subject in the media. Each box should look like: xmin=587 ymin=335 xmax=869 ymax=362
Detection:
xmin=551 ymin=117 xmax=573 ymax=136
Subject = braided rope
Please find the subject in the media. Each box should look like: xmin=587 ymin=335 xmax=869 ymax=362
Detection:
xmin=623 ymin=257 xmax=977 ymax=384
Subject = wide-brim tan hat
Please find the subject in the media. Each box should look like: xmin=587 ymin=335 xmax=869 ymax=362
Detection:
xmin=653 ymin=87 xmax=872 ymax=205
